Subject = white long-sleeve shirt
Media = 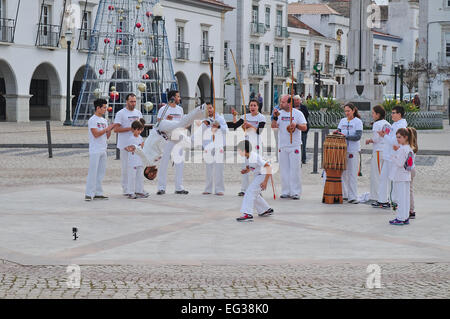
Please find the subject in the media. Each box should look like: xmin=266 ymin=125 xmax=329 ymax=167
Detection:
xmin=382 ymin=118 xmax=407 ymax=161
xmin=389 ymin=144 xmax=413 ymax=182
xmin=201 ymin=113 xmax=229 ymax=149
xmin=371 ymin=119 xmax=390 ymax=152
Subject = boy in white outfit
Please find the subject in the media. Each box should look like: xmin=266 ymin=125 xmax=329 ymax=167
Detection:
xmin=389 ymin=128 xmax=415 ymax=225
xmin=372 ymin=105 xmax=407 ymax=209
xmin=236 ymin=140 xmax=274 ymax=222
xmin=113 ymin=93 xmax=143 ymax=196
xmin=271 ymin=95 xmax=307 ymax=200
xmin=85 ymin=99 xmax=117 ymax=201
xmin=202 ymin=102 xmax=229 ymax=196
xmin=125 ymin=119 xmax=147 ymax=199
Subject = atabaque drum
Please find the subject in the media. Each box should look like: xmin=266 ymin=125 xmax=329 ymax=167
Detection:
xmin=322 ymin=134 xmax=347 ymax=204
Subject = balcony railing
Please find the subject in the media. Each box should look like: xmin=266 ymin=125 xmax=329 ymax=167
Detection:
xmin=36 ymin=24 xmax=60 ymax=48
xmin=250 ymin=22 xmax=266 ymax=36
xmin=324 ymin=63 xmax=334 ymax=75
xmin=335 ymin=54 xmax=347 ymax=68
xmin=248 ymin=64 xmax=267 ymax=77
xmin=300 ymin=60 xmax=310 ymax=71
xmin=201 ymin=45 xmax=214 ymax=63
xmin=374 ymin=61 xmax=383 ymax=73
xmin=175 ymin=41 xmax=190 ymax=60
xmin=274 ymin=66 xmax=290 ymax=78
xmin=77 ymin=28 xmax=98 ymax=51
xmin=0 ymin=18 xmax=15 ymax=43
xmin=275 ymin=26 xmax=289 ymax=38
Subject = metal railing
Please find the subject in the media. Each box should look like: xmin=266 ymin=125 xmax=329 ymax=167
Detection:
xmin=201 ymin=45 xmax=214 ymax=62
xmin=275 ymin=26 xmax=289 ymax=38
xmin=77 ymin=28 xmax=98 ymax=51
xmin=300 ymin=60 xmax=310 ymax=71
xmin=175 ymin=41 xmax=190 ymax=60
xmin=324 ymin=63 xmax=334 ymax=75
xmin=0 ymin=18 xmax=15 ymax=43
xmin=250 ymin=22 xmax=266 ymax=36
xmin=36 ymin=24 xmax=61 ymax=48
xmin=374 ymin=61 xmax=383 ymax=73
xmin=248 ymin=64 xmax=267 ymax=77
xmin=274 ymin=66 xmax=290 ymax=77
xmin=335 ymin=54 xmax=347 ymax=68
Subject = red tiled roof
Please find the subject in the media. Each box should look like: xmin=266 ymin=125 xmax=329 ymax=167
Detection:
xmin=288 ymin=15 xmax=325 ymax=38
xmin=372 ymin=30 xmax=402 ymax=40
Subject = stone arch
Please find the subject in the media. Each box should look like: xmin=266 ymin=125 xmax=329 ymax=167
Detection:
xmin=72 ymin=65 xmax=96 ymax=119
xmin=196 ymin=73 xmax=211 ymax=105
xmin=175 ymin=71 xmax=189 ymax=111
xmin=29 ymin=62 xmax=61 ymax=120
xmin=0 ymin=59 xmax=18 ymax=121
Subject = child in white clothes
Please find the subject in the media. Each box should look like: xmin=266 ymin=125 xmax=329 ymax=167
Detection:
xmin=389 ymin=128 xmax=415 ymax=226
xmin=125 ymin=119 xmax=146 ymax=199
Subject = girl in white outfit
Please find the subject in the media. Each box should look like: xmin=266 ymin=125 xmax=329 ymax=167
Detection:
xmin=389 ymin=128 xmax=415 ymax=225
xmin=365 ymin=105 xmax=390 ymax=202
xmin=125 ymin=120 xmax=146 ymax=199
xmin=337 ymin=103 xmax=363 ymax=204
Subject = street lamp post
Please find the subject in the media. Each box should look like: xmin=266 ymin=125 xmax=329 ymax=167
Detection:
xmin=399 ymin=64 xmax=404 ymax=102
xmin=393 ymin=61 xmax=399 ymax=101
xmin=152 ymin=3 xmax=163 ymax=112
xmin=63 ymin=30 xmax=73 ymax=126
xmin=270 ymin=55 xmax=274 ymax=115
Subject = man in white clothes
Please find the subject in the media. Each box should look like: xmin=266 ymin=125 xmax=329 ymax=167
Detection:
xmin=201 ymin=102 xmax=229 ymax=196
xmin=85 ymin=99 xmax=117 ymax=201
xmin=271 ymin=95 xmax=307 ymax=200
xmin=156 ymin=90 xmax=187 ymax=195
xmin=372 ymin=105 xmax=408 ymax=209
xmin=113 ymin=93 xmax=143 ymax=196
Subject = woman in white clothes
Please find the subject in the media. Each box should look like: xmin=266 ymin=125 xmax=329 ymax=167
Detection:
xmin=365 ymin=105 xmax=390 ymax=202
xmin=230 ymin=99 xmax=266 ymax=196
xmin=337 ymin=103 xmax=363 ymax=204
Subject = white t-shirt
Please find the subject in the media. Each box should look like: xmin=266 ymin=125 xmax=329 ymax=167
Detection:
xmin=128 ymin=135 xmax=144 ymax=167
xmin=157 ymin=104 xmax=184 ymax=122
xmin=382 ymin=118 xmax=408 ymax=161
xmin=338 ymin=117 xmax=363 ymax=153
xmin=202 ymin=113 xmax=228 ymax=148
xmin=247 ymin=151 xmax=269 ymax=176
xmin=88 ymin=115 xmax=108 ymax=154
xmin=114 ymin=108 xmax=143 ymax=149
xmin=242 ymin=112 xmax=266 ymax=149
xmin=277 ymin=108 xmax=307 ymax=148
xmin=372 ymin=119 xmax=390 ymax=152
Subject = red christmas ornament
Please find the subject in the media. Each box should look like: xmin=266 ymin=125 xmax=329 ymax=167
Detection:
xmin=152 ymin=57 xmax=158 ymax=63
xmin=136 ymin=22 xmax=142 ymax=28
xmin=110 ymin=91 xmax=119 ymax=101
xmin=108 ymin=5 xmax=114 ymax=11
xmin=140 ymin=27 xmax=145 ymax=32
xmin=146 ymin=11 xmax=152 ymax=18
xmin=116 ymin=39 xmax=122 ymax=45
xmin=99 ymin=69 xmax=104 ymax=75
xmin=104 ymin=38 xmax=110 ymax=44
xmin=142 ymin=74 xmax=150 ymax=80
xmin=138 ymin=63 xmax=144 ymax=70
xmin=116 ymin=28 xmax=122 ymax=33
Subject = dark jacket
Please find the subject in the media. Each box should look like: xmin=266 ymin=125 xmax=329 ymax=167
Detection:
xmin=299 ymin=103 xmax=310 ymax=133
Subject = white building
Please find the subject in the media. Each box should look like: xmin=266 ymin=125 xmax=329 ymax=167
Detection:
xmin=287 ymin=15 xmax=338 ymax=98
xmin=0 ymin=0 xmax=232 ymax=122
xmin=223 ymin=0 xmax=289 ymax=113
xmin=418 ymin=0 xmax=450 ymax=111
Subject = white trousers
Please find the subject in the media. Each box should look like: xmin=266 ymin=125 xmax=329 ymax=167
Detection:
xmin=204 ymin=148 xmax=225 ymax=194
xmin=157 ymin=140 xmax=185 ymax=191
xmin=370 ymin=150 xmax=383 ymax=201
xmin=377 ymin=160 xmax=391 ymax=204
xmin=240 ymin=174 xmax=270 ymax=215
xmin=127 ymin=165 xmax=144 ymax=195
xmin=342 ymin=152 xmax=359 ymax=201
xmin=392 ymin=181 xmax=410 ymax=221
xmin=120 ymin=148 xmax=130 ymax=194
xmin=85 ymin=152 xmax=107 ymax=197
xmin=279 ymin=146 xmax=302 ymax=196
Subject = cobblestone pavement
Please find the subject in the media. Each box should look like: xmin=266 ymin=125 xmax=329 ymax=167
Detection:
xmin=0 ymin=261 xmax=448 ymax=298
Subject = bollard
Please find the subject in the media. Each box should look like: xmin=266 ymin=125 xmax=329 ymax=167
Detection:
xmin=46 ymin=120 xmax=53 ymax=158
xmin=311 ymin=131 xmax=319 ymax=174
xmin=115 ymin=133 xmax=120 ymax=160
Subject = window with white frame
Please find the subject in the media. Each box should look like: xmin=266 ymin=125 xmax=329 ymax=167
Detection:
xmin=42 ymin=5 xmax=51 ymax=35
xmin=382 ymin=45 xmax=387 ymax=65
xmin=250 ymin=43 xmax=260 ymax=66
xmin=265 ymin=45 xmax=270 ymax=67
xmin=202 ymin=30 xmax=209 ymax=47
xmin=446 ymin=32 xmax=450 ymax=58
xmin=276 ymin=9 xmax=282 ymax=27
xmin=265 ymin=7 xmax=270 ymax=28
xmin=82 ymin=11 xmax=91 ymax=40
xmin=252 ymin=5 xmax=258 ymax=23
xmin=392 ymin=47 xmax=397 ymax=64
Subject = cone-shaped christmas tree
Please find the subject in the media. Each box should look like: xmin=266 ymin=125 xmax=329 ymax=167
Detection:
xmin=73 ymin=0 xmax=176 ymax=126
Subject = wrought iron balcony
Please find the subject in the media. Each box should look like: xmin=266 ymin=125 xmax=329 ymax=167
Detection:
xmin=201 ymin=45 xmax=214 ymax=63
xmin=324 ymin=63 xmax=334 ymax=75
xmin=274 ymin=66 xmax=290 ymax=78
xmin=77 ymin=28 xmax=98 ymax=51
xmin=300 ymin=60 xmax=310 ymax=71
xmin=248 ymin=64 xmax=267 ymax=77
xmin=335 ymin=54 xmax=347 ymax=68
xmin=250 ymin=22 xmax=266 ymax=36
xmin=374 ymin=61 xmax=383 ymax=73
xmin=275 ymin=26 xmax=289 ymax=38
xmin=36 ymin=24 xmax=60 ymax=48
xmin=175 ymin=41 xmax=190 ymax=60
xmin=0 ymin=18 xmax=15 ymax=43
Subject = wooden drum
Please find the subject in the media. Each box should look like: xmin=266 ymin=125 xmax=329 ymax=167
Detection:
xmin=322 ymin=134 xmax=347 ymax=204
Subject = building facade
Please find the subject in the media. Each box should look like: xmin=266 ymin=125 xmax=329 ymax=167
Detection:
xmin=223 ymin=0 xmax=289 ymax=113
